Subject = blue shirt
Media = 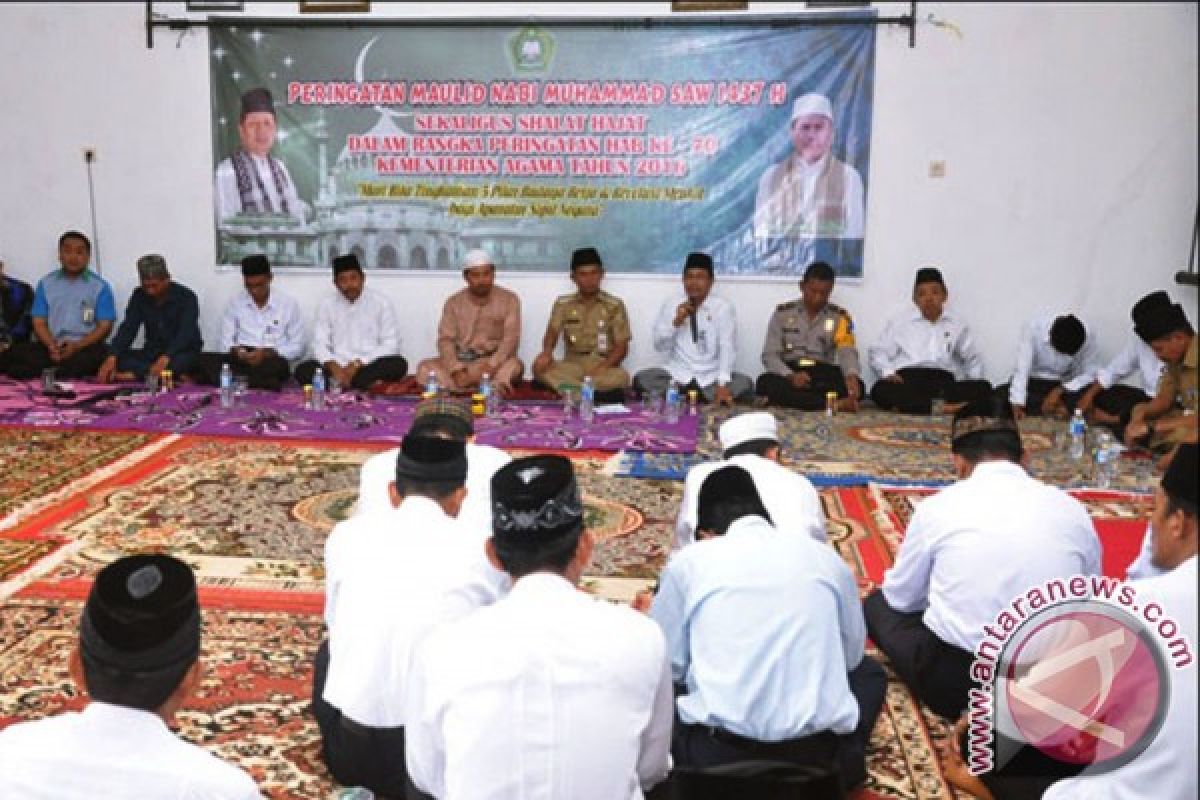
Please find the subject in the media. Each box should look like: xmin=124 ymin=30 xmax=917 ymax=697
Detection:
xmin=31 ymin=268 xmax=116 ymax=341
xmin=651 ymin=515 xmax=865 ymax=741
xmin=110 ymin=282 xmax=203 ymax=360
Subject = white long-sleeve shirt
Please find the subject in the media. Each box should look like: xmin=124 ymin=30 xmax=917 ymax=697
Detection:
xmin=868 ymin=306 xmax=984 ymax=381
xmin=1007 ymin=313 xmax=1099 ymax=407
xmin=1094 ymin=335 xmax=1166 ymax=396
xmin=0 ymin=702 xmax=261 ymax=799
xmin=405 ymin=572 xmax=673 ymax=800
xmin=651 ymin=293 xmax=737 ymax=387
xmin=882 ymin=460 xmax=1101 ymax=653
xmin=322 ymin=496 xmax=505 ymax=728
xmin=673 ymin=452 xmax=826 ymax=551
xmin=311 ymin=287 xmax=400 ymax=367
xmin=218 ymin=289 xmax=307 ymax=362
xmin=653 ymin=515 xmax=864 ymax=741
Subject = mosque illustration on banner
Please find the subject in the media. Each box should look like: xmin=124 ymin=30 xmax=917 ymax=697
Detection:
xmin=217 ymin=104 xmax=566 ymax=271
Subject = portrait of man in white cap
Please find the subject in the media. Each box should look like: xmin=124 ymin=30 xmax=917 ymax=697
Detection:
xmin=213 ymin=87 xmax=309 ymax=227
xmin=753 ymin=92 xmax=866 ymax=246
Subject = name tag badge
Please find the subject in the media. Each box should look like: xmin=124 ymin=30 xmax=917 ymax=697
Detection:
xmin=824 ymin=318 xmax=835 ymax=333
xmin=81 ymin=306 xmax=95 ymax=325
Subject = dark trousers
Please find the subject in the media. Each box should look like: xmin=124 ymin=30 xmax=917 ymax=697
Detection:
xmin=1092 ymin=384 xmax=1152 ymax=440
xmin=862 ymin=589 xmax=974 ymax=720
xmin=3 ymin=340 xmax=108 ymax=380
xmin=994 ymin=378 xmax=1082 ymax=416
xmin=756 ymin=363 xmax=852 ymax=411
xmin=192 ymin=351 xmax=291 ymax=391
xmin=312 ymin=640 xmax=415 ymax=799
xmin=869 ymin=367 xmax=993 ymax=415
xmin=672 ymin=657 xmax=886 ymax=792
xmin=294 ymin=356 xmax=409 ymax=391
xmin=114 ymin=348 xmax=200 ymax=380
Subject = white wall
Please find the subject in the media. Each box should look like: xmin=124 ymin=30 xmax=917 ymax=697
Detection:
xmin=1 ymin=2 xmax=1195 ymax=385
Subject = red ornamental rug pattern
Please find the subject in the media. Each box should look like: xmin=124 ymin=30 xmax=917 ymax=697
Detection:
xmin=0 ymin=597 xmax=331 ymax=799
xmin=0 ymin=427 xmax=160 ymax=525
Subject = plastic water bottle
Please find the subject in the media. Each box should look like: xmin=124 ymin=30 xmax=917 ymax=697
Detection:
xmin=1094 ymin=443 xmax=1117 ymax=488
xmin=311 ymin=366 xmax=326 ymax=411
xmin=1068 ymin=409 xmax=1087 ymax=461
xmin=219 ymin=363 xmax=234 ymax=409
xmin=580 ymin=376 xmax=595 ymax=424
xmin=665 ymin=382 xmax=682 ymax=424
xmin=424 ymin=370 xmax=439 ymax=398
xmin=596 ymin=319 xmax=609 ymax=356
xmin=480 ymin=372 xmax=499 ymax=416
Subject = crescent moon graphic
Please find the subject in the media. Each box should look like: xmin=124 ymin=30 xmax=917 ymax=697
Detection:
xmin=354 ymin=35 xmax=410 ymax=123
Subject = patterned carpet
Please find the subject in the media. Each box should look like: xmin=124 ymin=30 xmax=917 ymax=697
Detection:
xmin=0 ymin=410 xmax=1157 ymax=799
xmin=619 ymin=408 xmax=1153 ymax=491
xmin=0 ymin=427 xmax=160 ymax=527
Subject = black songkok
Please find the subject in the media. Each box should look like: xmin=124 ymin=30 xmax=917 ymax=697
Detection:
xmin=1161 ymin=443 xmax=1198 ymax=509
xmin=1049 ymin=314 xmax=1087 ymax=356
xmin=491 ymin=455 xmax=583 ymax=541
xmin=1131 ymin=290 xmax=1171 ymax=325
xmin=1136 ymin=303 xmax=1192 ymax=344
xmin=394 ymin=434 xmax=468 ymax=485
xmin=80 ymin=554 xmax=201 ymax=673
xmin=914 ymin=267 xmax=945 ymax=289
xmin=240 ymin=87 xmax=275 ymax=117
xmin=570 ymin=247 xmax=602 ymax=271
xmin=683 ymin=252 xmax=714 ymax=277
xmin=240 ymin=254 xmax=270 ymax=277
xmin=696 ymin=464 xmax=768 ymax=533
xmin=332 ymin=253 xmax=362 ymax=276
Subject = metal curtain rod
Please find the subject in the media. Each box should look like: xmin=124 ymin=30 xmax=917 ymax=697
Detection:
xmin=145 ymin=2 xmax=918 ymax=49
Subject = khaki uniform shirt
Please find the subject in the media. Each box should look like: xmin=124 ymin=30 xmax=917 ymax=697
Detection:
xmin=761 ymin=300 xmax=860 ymax=378
xmin=1152 ymin=335 xmax=1198 ymax=448
xmin=436 ymin=286 xmax=521 ymax=372
xmin=547 ymin=289 xmax=631 ymax=364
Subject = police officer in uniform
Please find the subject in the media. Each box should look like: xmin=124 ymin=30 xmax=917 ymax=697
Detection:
xmin=756 ymin=261 xmax=863 ymax=410
xmin=533 ymin=247 xmax=632 ymax=400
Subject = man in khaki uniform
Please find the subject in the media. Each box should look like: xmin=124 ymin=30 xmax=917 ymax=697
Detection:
xmin=1127 ymin=302 xmax=1197 ymax=453
xmin=415 ymin=249 xmax=523 ymax=396
xmin=756 ymin=261 xmax=863 ymax=410
xmin=533 ymin=247 xmax=631 ymax=397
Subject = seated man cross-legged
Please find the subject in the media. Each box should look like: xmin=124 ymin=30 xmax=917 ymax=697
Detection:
xmin=863 ymin=397 xmax=1102 ymax=720
xmin=193 ymin=254 xmax=306 ymax=391
xmin=757 ymin=260 xmax=865 ymax=411
xmin=868 ymin=267 xmax=992 ymax=415
xmin=415 ymin=249 xmax=523 ymax=397
xmin=96 ymin=254 xmax=203 ymax=384
xmin=533 ymin=246 xmax=633 ymax=402
xmin=4 ymin=231 xmax=116 ymax=381
xmin=650 ymin=464 xmax=885 ymax=793
xmin=294 ymin=253 xmax=407 ymax=391
xmin=634 ymin=251 xmax=753 ymax=407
